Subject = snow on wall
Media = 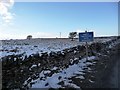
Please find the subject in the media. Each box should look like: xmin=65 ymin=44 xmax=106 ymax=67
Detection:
xmin=26 ymin=56 xmax=96 ymax=89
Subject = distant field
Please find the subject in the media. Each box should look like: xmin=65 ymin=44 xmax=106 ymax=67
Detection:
xmin=0 ymin=37 xmax=113 ymax=58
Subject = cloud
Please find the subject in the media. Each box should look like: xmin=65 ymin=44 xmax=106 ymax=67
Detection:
xmin=0 ymin=0 xmax=15 ymax=24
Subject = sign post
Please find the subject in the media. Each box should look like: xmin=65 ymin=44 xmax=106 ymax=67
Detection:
xmin=85 ymin=41 xmax=88 ymax=61
xmin=79 ymin=31 xmax=94 ymax=60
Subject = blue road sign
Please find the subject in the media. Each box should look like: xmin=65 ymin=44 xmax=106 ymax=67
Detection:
xmin=79 ymin=32 xmax=94 ymax=42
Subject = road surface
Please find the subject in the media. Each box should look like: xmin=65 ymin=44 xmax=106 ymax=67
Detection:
xmin=100 ymin=43 xmax=120 ymax=89
xmin=108 ymin=49 xmax=120 ymax=89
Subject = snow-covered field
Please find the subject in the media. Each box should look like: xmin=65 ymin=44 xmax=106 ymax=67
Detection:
xmin=2 ymin=37 xmax=119 ymax=89
xmin=0 ymin=38 xmax=112 ymax=59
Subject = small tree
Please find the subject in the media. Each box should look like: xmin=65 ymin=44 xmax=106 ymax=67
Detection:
xmin=27 ymin=35 xmax=32 ymax=40
xmin=69 ymin=32 xmax=77 ymax=41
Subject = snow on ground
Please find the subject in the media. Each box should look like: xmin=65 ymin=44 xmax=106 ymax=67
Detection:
xmin=0 ymin=39 xmax=81 ymax=58
xmin=1 ymin=37 xmax=119 ymax=89
xmin=0 ymin=38 xmax=112 ymax=59
xmin=24 ymin=56 xmax=96 ymax=89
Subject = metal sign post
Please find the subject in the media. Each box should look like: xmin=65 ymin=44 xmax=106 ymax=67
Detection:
xmin=85 ymin=41 xmax=88 ymax=60
xmin=79 ymin=31 xmax=94 ymax=61
xmin=85 ymin=31 xmax=88 ymax=61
